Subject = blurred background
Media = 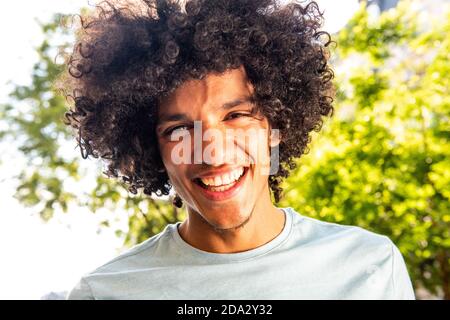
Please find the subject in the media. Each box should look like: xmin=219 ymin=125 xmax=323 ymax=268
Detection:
xmin=0 ymin=0 xmax=448 ymax=300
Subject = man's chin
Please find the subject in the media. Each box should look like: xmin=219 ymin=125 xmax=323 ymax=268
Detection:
xmin=207 ymin=213 xmax=253 ymax=234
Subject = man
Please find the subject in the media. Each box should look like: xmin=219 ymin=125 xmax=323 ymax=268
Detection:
xmin=62 ymin=0 xmax=415 ymax=299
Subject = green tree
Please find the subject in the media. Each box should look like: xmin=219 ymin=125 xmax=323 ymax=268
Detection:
xmin=0 ymin=15 xmax=183 ymax=246
xmin=280 ymin=1 xmax=449 ymax=299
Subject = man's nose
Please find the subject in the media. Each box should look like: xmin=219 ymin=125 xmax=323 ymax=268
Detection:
xmin=192 ymin=120 xmax=234 ymax=166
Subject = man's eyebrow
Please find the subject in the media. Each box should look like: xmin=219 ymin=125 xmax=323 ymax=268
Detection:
xmin=220 ymin=96 xmax=254 ymax=110
xmin=157 ymin=113 xmax=189 ymax=124
xmin=157 ymin=97 xmax=254 ymax=125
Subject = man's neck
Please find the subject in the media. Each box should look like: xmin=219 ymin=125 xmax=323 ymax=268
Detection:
xmin=177 ymin=191 xmax=285 ymax=254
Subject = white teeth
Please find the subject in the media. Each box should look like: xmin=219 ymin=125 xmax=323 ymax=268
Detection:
xmin=201 ymin=177 xmax=214 ymax=185
xmin=199 ymin=167 xmax=245 ymax=187
xmin=232 ymin=169 xmax=241 ymax=181
xmin=222 ymin=173 xmax=232 ymax=185
xmin=209 ymin=184 xmax=235 ymax=192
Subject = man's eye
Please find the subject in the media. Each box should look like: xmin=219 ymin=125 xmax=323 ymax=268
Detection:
xmin=164 ymin=125 xmax=189 ymax=136
xmin=226 ymin=112 xmax=251 ymax=120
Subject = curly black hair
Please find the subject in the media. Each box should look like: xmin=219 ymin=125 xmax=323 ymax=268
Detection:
xmin=58 ymin=0 xmax=335 ymax=203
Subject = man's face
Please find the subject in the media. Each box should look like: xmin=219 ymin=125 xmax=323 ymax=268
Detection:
xmin=156 ymin=66 xmax=278 ymax=230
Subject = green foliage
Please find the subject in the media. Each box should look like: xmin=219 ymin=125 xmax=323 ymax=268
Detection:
xmin=280 ymin=1 xmax=450 ymax=299
xmin=1 ymin=18 xmax=79 ymax=221
xmin=0 ymin=14 xmax=179 ymax=245
xmin=338 ymin=1 xmax=417 ymax=64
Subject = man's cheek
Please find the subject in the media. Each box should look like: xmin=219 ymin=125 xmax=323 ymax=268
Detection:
xmin=160 ymin=146 xmax=175 ymax=167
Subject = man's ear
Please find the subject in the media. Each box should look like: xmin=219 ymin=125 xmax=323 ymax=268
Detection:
xmin=269 ymin=127 xmax=281 ymax=148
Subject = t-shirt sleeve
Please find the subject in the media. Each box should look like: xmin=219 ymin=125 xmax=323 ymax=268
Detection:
xmin=65 ymin=277 xmax=95 ymax=300
xmin=389 ymin=241 xmax=415 ymax=300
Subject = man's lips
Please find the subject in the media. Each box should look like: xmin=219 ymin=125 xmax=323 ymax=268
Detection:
xmin=191 ymin=165 xmax=248 ymax=180
xmin=191 ymin=167 xmax=249 ymax=201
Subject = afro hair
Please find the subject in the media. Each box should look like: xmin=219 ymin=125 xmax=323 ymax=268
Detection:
xmin=59 ymin=0 xmax=335 ymax=203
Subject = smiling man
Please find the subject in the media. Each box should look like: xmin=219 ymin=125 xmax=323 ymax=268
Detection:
xmin=61 ymin=0 xmax=415 ymax=299
xmin=156 ymin=66 xmax=285 ymax=253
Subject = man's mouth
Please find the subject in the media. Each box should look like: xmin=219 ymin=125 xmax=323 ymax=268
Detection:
xmin=192 ymin=166 xmax=249 ymax=201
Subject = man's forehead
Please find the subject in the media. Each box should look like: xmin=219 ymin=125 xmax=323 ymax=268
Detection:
xmin=158 ymin=66 xmax=254 ymax=112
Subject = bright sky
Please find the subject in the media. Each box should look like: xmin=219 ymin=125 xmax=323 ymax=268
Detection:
xmin=0 ymin=0 xmax=359 ymax=299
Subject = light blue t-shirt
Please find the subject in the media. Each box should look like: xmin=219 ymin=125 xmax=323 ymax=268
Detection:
xmin=66 ymin=207 xmax=415 ymax=299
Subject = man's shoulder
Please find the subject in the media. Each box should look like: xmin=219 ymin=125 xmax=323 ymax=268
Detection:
xmin=286 ymin=207 xmax=394 ymax=251
xmin=86 ymin=223 xmax=176 ymax=276
xmin=66 ymin=223 xmax=177 ymax=299
xmin=284 ymin=207 xmax=414 ymax=299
